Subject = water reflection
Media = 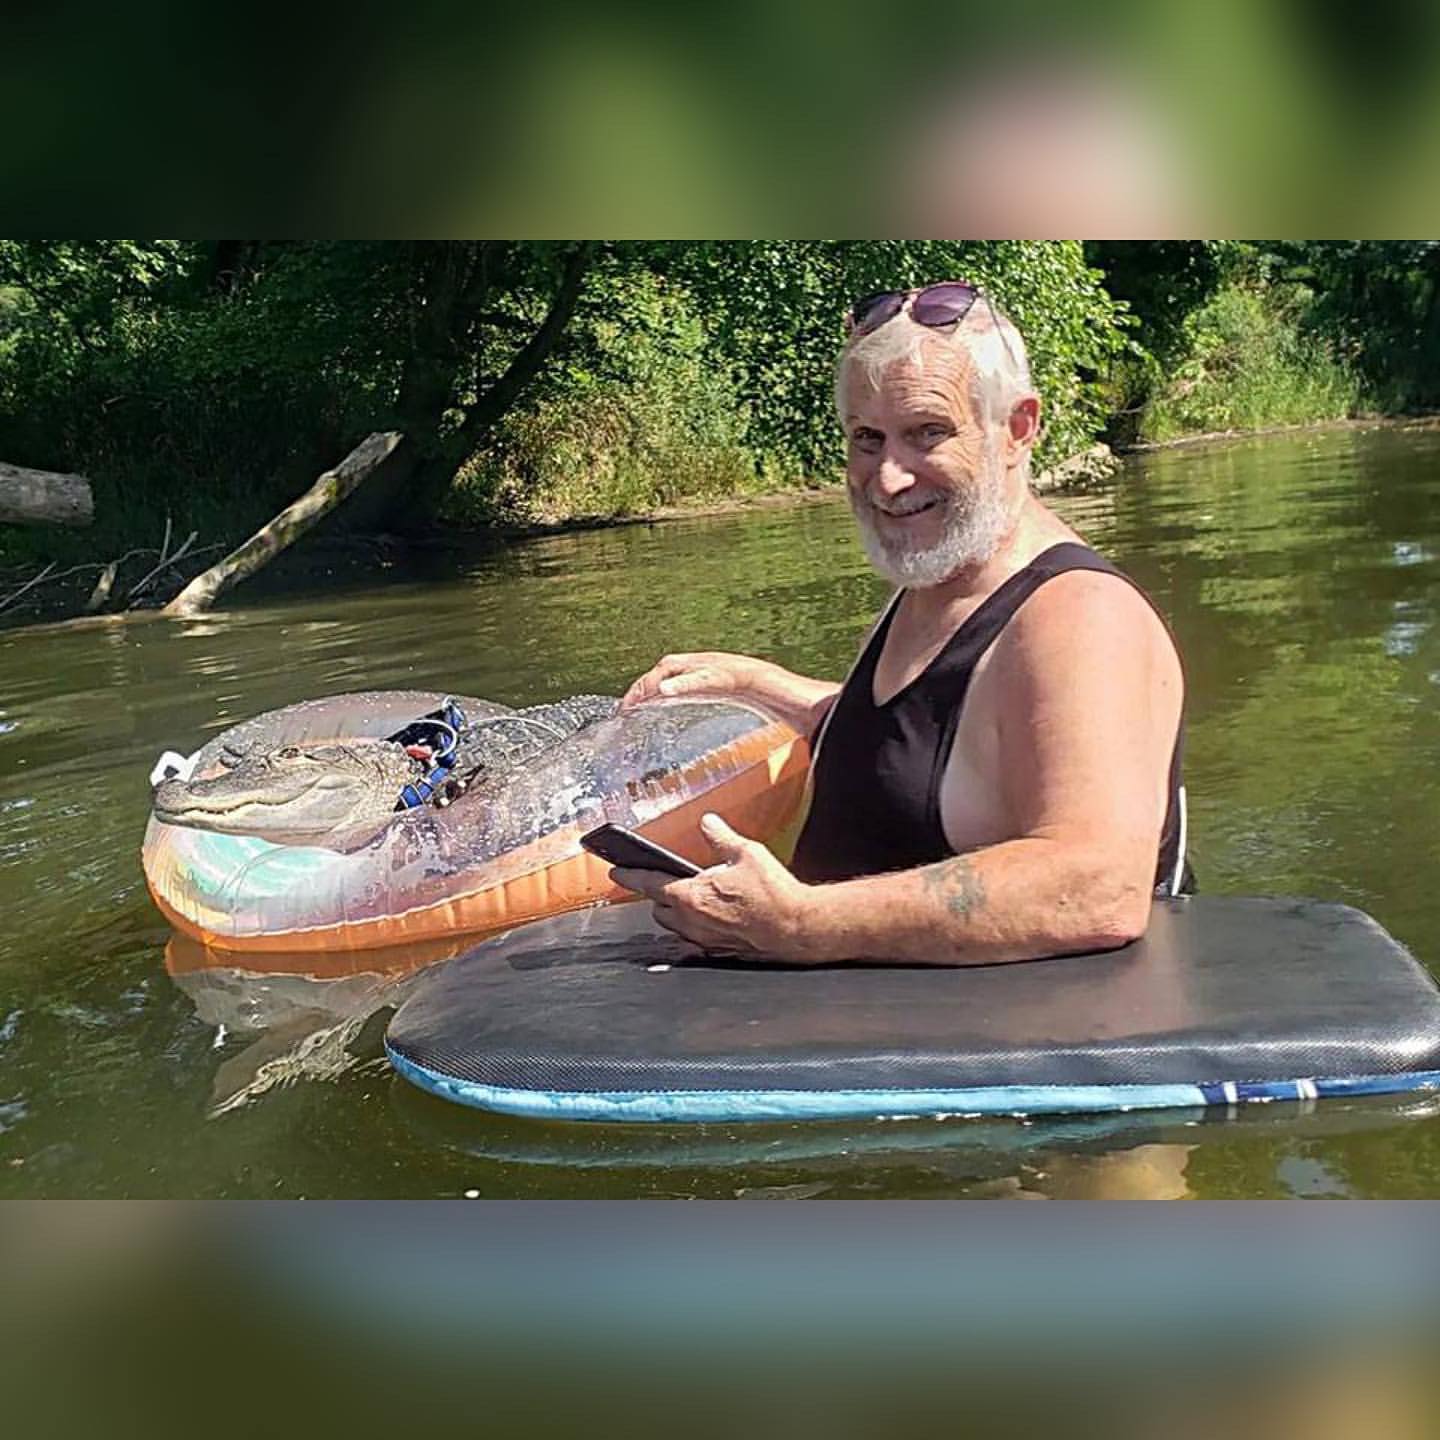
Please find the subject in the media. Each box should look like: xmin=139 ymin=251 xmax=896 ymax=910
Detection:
xmin=165 ymin=934 xmax=470 ymax=1118
xmin=392 ymin=1083 xmax=1440 ymax=1201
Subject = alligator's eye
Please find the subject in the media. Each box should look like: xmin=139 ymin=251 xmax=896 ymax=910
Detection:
xmin=276 ymin=746 xmax=302 ymax=760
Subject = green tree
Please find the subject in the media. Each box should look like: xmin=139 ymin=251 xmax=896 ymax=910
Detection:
xmin=664 ymin=241 xmax=1126 ymax=476
xmin=1085 ymin=242 xmax=1236 ymax=365
xmin=1274 ymin=241 xmax=1440 ymax=410
xmin=2 ymin=240 xmax=1130 ymax=571
xmin=0 ymin=240 xmax=592 ymax=550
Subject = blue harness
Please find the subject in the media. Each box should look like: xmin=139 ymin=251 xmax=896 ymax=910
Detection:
xmin=388 ymin=698 xmax=466 ymax=811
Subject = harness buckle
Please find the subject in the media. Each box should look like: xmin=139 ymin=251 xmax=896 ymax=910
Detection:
xmin=389 ymin=697 xmax=467 ymax=811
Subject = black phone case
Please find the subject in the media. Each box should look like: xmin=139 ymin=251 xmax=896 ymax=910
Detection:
xmin=580 ymin=825 xmax=700 ymax=879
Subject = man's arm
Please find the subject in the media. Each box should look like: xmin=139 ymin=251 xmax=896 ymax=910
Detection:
xmin=793 ymin=835 xmax=1149 ymax=965
xmin=624 ymin=572 xmax=1182 ymax=965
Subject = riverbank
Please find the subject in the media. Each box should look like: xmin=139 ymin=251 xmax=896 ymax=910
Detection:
xmin=473 ymin=440 xmax=1124 ymax=544
xmin=8 ymin=413 xmax=1435 ymax=632
xmin=1116 ymin=412 xmax=1440 ymax=454
xmin=481 ymin=478 xmax=848 ymax=541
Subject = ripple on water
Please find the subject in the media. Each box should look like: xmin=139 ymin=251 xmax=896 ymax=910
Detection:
xmin=1383 ymin=621 xmax=1431 ymax=657
xmin=1392 ymin=541 xmax=1433 ymax=567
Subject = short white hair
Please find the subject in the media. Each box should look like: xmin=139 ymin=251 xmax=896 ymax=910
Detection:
xmin=835 ymin=301 xmax=1033 ymax=431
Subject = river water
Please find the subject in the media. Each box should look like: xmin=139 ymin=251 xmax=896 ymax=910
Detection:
xmin=2 ymin=424 xmax=1438 ymax=1197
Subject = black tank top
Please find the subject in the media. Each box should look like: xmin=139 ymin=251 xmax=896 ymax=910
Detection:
xmin=790 ymin=542 xmax=1189 ymax=894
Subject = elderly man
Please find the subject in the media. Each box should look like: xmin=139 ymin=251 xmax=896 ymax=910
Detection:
xmin=619 ymin=282 xmax=1186 ymax=964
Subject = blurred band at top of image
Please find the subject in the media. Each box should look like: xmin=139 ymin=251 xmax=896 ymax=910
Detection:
xmin=5 ymin=1 xmax=1440 ymax=233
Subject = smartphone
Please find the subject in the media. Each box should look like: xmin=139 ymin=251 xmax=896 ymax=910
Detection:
xmin=580 ymin=823 xmax=701 ymax=880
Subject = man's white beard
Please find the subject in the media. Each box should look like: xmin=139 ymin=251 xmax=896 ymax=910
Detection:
xmin=850 ymin=471 xmax=1012 ymax=589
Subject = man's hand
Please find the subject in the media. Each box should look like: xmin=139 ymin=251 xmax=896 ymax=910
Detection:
xmin=621 ymin=652 xmax=781 ymax=709
xmin=610 ymin=813 xmax=819 ymax=961
xmin=620 ymin=652 xmax=840 ymax=736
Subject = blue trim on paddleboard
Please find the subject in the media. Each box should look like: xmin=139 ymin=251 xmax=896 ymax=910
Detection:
xmin=384 ymin=1045 xmax=1440 ymax=1124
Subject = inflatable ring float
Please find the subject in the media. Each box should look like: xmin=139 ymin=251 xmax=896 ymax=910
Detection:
xmin=142 ymin=690 xmax=809 ymax=953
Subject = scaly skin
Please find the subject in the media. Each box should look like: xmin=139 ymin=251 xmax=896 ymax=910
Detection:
xmin=154 ymin=695 xmax=619 ymax=845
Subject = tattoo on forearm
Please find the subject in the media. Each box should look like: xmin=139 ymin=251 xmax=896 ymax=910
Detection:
xmin=923 ymin=857 xmax=988 ymax=919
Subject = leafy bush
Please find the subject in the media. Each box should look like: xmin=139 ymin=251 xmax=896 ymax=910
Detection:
xmin=1137 ymin=282 xmax=1364 ymax=442
xmin=447 ymin=269 xmax=760 ymax=524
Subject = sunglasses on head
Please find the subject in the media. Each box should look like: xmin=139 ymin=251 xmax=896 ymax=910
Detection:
xmin=845 ymin=281 xmax=1018 ymax=366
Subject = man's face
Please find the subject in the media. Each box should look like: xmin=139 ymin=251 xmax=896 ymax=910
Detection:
xmin=841 ymin=343 xmax=1013 ymax=588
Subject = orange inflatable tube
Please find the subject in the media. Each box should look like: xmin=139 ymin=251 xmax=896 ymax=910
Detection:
xmin=143 ymin=692 xmax=809 ymax=954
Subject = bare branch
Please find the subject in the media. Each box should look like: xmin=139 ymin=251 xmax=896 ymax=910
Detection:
xmin=86 ymin=560 xmax=121 ymax=613
xmin=127 ymin=529 xmax=198 ymax=600
xmin=0 ymin=562 xmax=57 ymax=613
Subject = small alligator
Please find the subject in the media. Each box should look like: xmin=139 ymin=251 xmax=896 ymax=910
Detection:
xmin=153 ymin=695 xmax=619 ymax=846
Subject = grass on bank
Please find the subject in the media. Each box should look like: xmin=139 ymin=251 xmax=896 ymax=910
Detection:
xmin=445 ymin=375 xmax=771 ymax=529
xmin=1130 ymin=284 xmax=1366 ymax=444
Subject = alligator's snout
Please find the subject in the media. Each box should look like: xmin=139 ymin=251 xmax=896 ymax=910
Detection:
xmin=153 ymin=741 xmax=416 ymax=844
xmin=153 ymin=774 xmax=201 ymax=817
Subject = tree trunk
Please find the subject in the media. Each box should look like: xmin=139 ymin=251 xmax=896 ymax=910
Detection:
xmin=0 ymin=461 xmax=94 ymax=527
xmin=163 ymin=432 xmax=407 ymax=617
xmin=370 ymin=241 xmax=594 ymax=532
xmin=444 ymin=243 xmax=594 ymax=464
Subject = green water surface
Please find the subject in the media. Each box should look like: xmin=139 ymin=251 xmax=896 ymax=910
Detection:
xmin=2 ymin=423 xmax=1439 ymax=1197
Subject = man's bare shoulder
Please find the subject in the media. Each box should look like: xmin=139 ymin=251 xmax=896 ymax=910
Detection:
xmin=988 ymin=563 xmax=1182 ymax=690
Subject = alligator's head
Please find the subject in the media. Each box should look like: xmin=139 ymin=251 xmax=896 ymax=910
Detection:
xmin=153 ymin=741 xmax=418 ymax=846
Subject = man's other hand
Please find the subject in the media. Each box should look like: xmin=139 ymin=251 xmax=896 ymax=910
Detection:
xmin=610 ymin=813 xmax=819 ymax=961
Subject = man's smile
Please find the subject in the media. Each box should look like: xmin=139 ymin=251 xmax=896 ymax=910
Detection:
xmin=874 ymin=494 xmax=944 ymax=519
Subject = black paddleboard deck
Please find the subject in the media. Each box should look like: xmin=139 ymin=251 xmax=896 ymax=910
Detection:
xmin=385 ymin=896 xmax=1440 ymax=1123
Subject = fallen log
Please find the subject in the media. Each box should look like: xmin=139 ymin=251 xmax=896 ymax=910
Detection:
xmin=0 ymin=461 xmax=94 ymax=527
xmin=163 ymin=432 xmax=406 ymax=617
